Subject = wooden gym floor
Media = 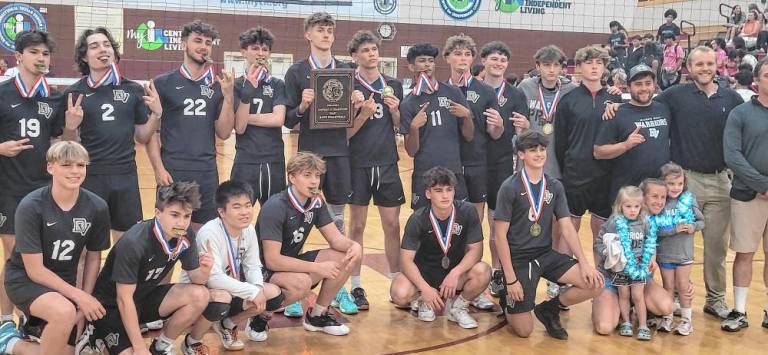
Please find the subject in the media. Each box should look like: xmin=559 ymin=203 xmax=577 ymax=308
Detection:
xmin=56 ymin=134 xmax=768 ymax=353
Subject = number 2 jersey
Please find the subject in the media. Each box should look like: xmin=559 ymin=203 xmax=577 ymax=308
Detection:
xmin=5 ymin=186 xmax=110 ymax=285
xmin=0 ymin=80 xmax=64 ymax=196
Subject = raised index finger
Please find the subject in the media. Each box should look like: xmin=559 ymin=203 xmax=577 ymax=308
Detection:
xmin=67 ymin=93 xmax=74 ymax=109
xmin=74 ymin=93 xmax=84 ymax=107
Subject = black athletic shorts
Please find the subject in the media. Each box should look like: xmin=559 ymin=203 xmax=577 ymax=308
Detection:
xmin=564 ymin=175 xmax=612 ymax=220
xmin=416 ymin=263 xmax=456 ymax=289
xmin=82 ymin=172 xmax=143 ymax=231
xmin=166 ymin=168 xmax=219 ymax=224
xmin=230 ymin=161 xmax=286 ymax=205
xmin=411 ymin=170 xmax=468 ymax=210
xmin=502 ymin=250 xmax=578 ymax=314
xmin=350 ymin=164 xmax=405 ymax=207
xmin=5 ymin=275 xmax=78 ymax=345
xmin=486 ymin=160 xmax=515 ymax=211
xmin=0 ymin=194 xmax=24 ymax=235
xmin=319 ymin=156 xmax=352 ymax=206
xmin=262 ymin=250 xmax=321 ymax=288
xmin=92 ymin=284 xmax=175 ymax=355
xmin=463 ymin=165 xmax=488 ymax=204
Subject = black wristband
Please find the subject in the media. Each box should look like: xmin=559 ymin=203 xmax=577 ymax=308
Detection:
xmin=506 ymin=279 xmax=519 ymax=286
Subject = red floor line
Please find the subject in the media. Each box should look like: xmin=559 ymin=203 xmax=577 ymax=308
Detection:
xmin=383 ymin=318 xmax=508 ymax=355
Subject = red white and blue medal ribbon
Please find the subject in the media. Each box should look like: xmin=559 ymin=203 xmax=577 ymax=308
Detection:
xmin=219 ymin=219 xmax=241 ymax=281
xmin=520 ymin=169 xmax=547 ymax=223
xmin=356 ymin=72 xmax=385 ymax=95
xmin=180 ymin=63 xmax=215 ymax=86
xmin=308 ymin=53 xmax=336 ymax=71
xmin=152 ymin=218 xmax=189 ymax=260
xmin=448 ymin=73 xmax=472 ymax=88
xmin=287 ymin=186 xmax=322 ymax=214
xmin=14 ymin=73 xmax=50 ymax=98
xmin=87 ymin=62 xmax=121 ymax=88
xmin=537 ymin=84 xmax=560 ymax=122
xmin=246 ymin=65 xmax=271 ymax=88
xmin=411 ymin=71 xmax=438 ymax=96
xmin=495 ymin=81 xmax=507 ymax=101
xmin=429 ymin=206 xmax=456 ymax=256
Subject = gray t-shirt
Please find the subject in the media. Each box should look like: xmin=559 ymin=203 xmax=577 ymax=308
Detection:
xmin=655 ymin=194 xmax=704 ymax=265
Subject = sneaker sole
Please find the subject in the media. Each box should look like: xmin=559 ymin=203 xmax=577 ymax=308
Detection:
xmin=675 ymin=329 xmax=692 ymax=336
xmin=534 ymin=306 xmax=568 ymax=340
xmin=417 ymin=314 xmax=436 ymax=322
xmin=213 ymin=330 xmax=246 ymax=350
xmin=248 ymin=332 xmax=268 ymax=342
xmin=303 ymin=322 xmax=350 ymax=336
xmin=284 ymin=310 xmax=304 ymax=318
xmin=721 ymin=324 xmax=748 ymax=332
xmin=356 ymin=304 xmax=370 ymax=311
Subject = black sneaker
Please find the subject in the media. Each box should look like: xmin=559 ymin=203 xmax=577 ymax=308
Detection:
xmin=148 ymin=339 xmax=174 ymax=355
xmin=489 ymin=270 xmax=505 ymax=298
xmin=762 ymin=310 xmax=768 ymax=329
xmin=303 ymin=310 xmax=350 ymax=336
xmin=19 ymin=314 xmax=43 ymax=342
xmin=351 ymin=287 xmax=370 ymax=310
xmin=534 ymin=299 xmax=568 ymax=340
xmin=721 ymin=310 xmax=748 ymax=332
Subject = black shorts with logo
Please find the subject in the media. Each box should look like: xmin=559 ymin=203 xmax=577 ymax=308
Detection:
xmin=167 ymin=168 xmax=219 ymax=224
xmin=564 ymin=175 xmax=612 ymax=219
xmin=82 ymin=172 xmax=143 ymax=232
xmin=350 ymin=164 xmax=405 ymax=207
xmin=501 ymin=250 xmax=577 ymax=314
xmin=320 ymin=156 xmax=352 ymax=206
xmin=230 ymin=161 xmax=286 ymax=205
xmin=463 ymin=165 xmax=488 ymax=204
xmin=5 ymin=272 xmax=78 ymax=345
xmin=410 ymin=170 xmax=468 ymax=210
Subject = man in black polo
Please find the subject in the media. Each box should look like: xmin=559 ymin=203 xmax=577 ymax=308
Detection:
xmin=594 ymin=64 xmax=670 ymax=204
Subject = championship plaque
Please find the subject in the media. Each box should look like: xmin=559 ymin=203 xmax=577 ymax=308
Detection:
xmin=310 ymin=68 xmax=355 ymax=129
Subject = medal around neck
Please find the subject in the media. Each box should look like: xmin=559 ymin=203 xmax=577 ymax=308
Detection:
xmin=382 ymin=85 xmax=395 ymax=97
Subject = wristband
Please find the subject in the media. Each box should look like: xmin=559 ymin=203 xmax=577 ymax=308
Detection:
xmin=506 ymin=279 xmax=519 ymax=286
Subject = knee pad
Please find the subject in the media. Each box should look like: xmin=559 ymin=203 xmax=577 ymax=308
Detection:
xmin=202 ymin=301 xmax=230 ymax=321
xmin=265 ymin=292 xmax=285 ymax=312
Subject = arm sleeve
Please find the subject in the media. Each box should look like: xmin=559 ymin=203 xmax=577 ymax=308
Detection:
xmin=724 ymin=111 xmax=768 ymax=193
xmin=133 ymin=84 xmax=150 ymax=124
xmin=13 ymin=199 xmax=43 ymax=254
xmin=180 ymin=232 xmax=201 ymax=271
xmin=110 ymin=241 xmax=142 ymax=284
xmin=553 ymin=99 xmax=570 ymax=173
xmin=256 ymin=201 xmax=286 ymax=243
xmin=400 ymin=214 xmax=423 ymax=251
xmin=314 ymin=203 xmax=333 ymax=228
xmin=86 ymin=200 xmax=112 ymax=251
xmin=273 ymin=80 xmax=288 ymax=107
xmin=399 ymin=98 xmax=415 ymax=135
xmin=594 ymin=118 xmax=620 ymax=146
xmin=242 ymin=229 xmax=264 ymax=289
xmin=283 ymin=67 xmax=303 ymax=128
xmin=553 ymin=182 xmax=571 ymax=219
xmin=463 ymin=205 xmax=483 ymax=244
xmin=692 ymin=198 xmax=705 ymax=231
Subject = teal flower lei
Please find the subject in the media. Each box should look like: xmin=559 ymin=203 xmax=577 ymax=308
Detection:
xmin=652 ymin=191 xmax=696 ymax=233
xmin=616 ymin=216 xmax=658 ymax=280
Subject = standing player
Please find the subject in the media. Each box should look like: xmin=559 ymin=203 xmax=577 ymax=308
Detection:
xmin=0 ymin=141 xmax=110 ymax=355
xmin=231 ymin=27 xmax=287 ymax=205
xmin=554 ymin=45 xmax=621 ymax=243
xmin=0 ymin=30 xmax=62 ymax=328
xmin=147 ymin=20 xmax=235 ymax=229
xmin=81 ymin=182 xmax=215 ymax=355
xmin=389 ymin=167 xmax=491 ymax=329
xmin=282 ymin=12 xmax=358 ymax=314
xmin=345 ymin=30 xmax=405 ymax=310
xmin=180 ymin=181 xmax=284 ymax=349
xmin=479 ymin=41 xmax=530 ymax=296
xmin=494 ymin=131 xmax=603 ymax=340
xmin=256 ymin=152 xmax=362 ymax=336
xmin=60 ymin=27 xmax=162 ymax=242
xmin=400 ymin=43 xmax=474 ymax=210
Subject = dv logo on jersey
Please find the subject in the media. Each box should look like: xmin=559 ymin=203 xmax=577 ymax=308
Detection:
xmin=200 ymin=85 xmax=214 ymax=99
xmin=467 ymin=90 xmax=479 ymax=103
xmin=113 ymin=89 xmax=130 ymax=103
xmin=438 ymin=97 xmax=450 ymax=109
xmin=37 ymin=102 xmax=52 ymax=119
xmin=72 ymin=218 xmax=91 ymax=236
xmin=453 ymin=223 xmax=463 ymax=235
xmin=263 ymin=85 xmax=274 ymax=98
xmin=0 ymin=213 xmax=6 ymax=228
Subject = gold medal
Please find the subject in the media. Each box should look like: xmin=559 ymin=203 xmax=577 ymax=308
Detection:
xmin=441 ymin=256 xmax=450 ymax=270
xmin=530 ymin=223 xmax=542 ymax=237
xmin=382 ymin=85 xmax=395 ymax=97
xmin=542 ymin=123 xmax=553 ymax=135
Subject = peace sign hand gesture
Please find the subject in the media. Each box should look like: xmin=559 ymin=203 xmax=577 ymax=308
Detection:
xmin=65 ymin=93 xmax=84 ymax=131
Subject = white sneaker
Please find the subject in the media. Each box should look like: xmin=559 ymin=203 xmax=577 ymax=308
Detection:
xmin=658 ymin=315 xmax=674 ymax=332
xmin=448 ymin=297 xmax=478 ymax=329
xmin=546 ymin=281 xmax=560 ymax=298
xmin=247 ymin=316 xmax=269 ymax=342
xmin=410 ymin=298 xmax=419 ymax=312
xmin=140 ymin=319 xmax=163 ymax=333
xmin=417 ymin=299 xmax=435 ymax=322
xmin=676 ymin=318 xmax=693 ymax=336
xmin=212 ymin=320 xmax=245 ymax=350
xmin=471 ymin=293 xmax=495 ymax=310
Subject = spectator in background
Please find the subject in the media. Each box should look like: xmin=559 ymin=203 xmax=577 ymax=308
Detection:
xmin=657 ymin=9 xmax=681 ymax=41
xmin=471 ymin=63 xmax=485 ymax=81
xmin=660 ymin=33 xmax=684 ymax=89
xmin=726 ymin=5 xmax=746 ymax=44
xmin=506 ymin=73 xmax=518 ymax=86
xmin=739 ymin=10 xmax=762 ymax=49
xmin=608 ymin=21 xmax=629 ymax=64
xmin=712 ymin=38 xmax=728 ymax=75
xmin=610 ymin=68 xmax=627 ymax=93
xmin=626 ymin=35 xmax=643 ymax=69
xmin=733 ymin=67 xmax=755 ymax=101
xmin=726 ymin=50 xmax=743 ymax=76
xmin=607 ymin=47 xmax=625 ymax=73
xmin=732 ymin=38 xmax=759 ymax=69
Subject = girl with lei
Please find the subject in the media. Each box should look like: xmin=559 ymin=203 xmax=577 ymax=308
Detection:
xmin=597 ymin=186 xmax=657 ymax=340
xmin=654 ymin=163 xmax=704 ymax=336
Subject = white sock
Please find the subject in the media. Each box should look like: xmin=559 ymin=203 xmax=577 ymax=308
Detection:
xmin=351 ymin=276 xmax=362 ymax=289
xmin=734 ymin=286 xmax=749 ymax=313
xmin=681 ymin=308 xmax=692 ymax=321
xmin=454 ymin=295 xmax=469 ymax=308
xmin=186 ymin=334 xmax=201 ymax=345
xmin=0 ymin=315 xmax=13 ymax=322
xmin=388 ymin=272 xmax=399 ymax=279
xmin=5 ymin=337 xmax=18 ymax=354
xmin=155 ymin=333 xmax=174 ymax=351
xmin=222 ymin=317 xmax=236 ymax=330
xmin=311 ymin=304 xmax=328 ymax=317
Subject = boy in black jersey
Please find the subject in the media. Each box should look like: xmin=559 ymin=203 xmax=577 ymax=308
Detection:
xmin=256 ymin=152 xmax=363 ymax=336
xmin=554 ymin=45 xmax=621 ymax=241
xmin=231 ymin=27 xmax=287 ymax=205
xmin=1 ymin=141 xmax=110 ymax=355
xmin=146 ymin=20 xmax=235 ymax=228
xmin=81 ymin=182 xmax=215 ymax=355
xmin=345 ymin=30 xmax=405 ymax=310
xmin=0 ymin=30 xmax=64 ymax=328
xmin=60 ymin=27 xmax=162 ymax=242
xmin=479 ymin=41 xmax=530 ymax=295
xmin=389 ymin=167 xmax=490 ymax=329
xmin=400 ymin=43 xmax=474 ymax=211
xmin=494 ymin=131 xmax=603 ymax=340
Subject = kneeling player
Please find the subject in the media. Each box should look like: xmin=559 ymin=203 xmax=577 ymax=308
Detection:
xmin=1 ymin=141 xmax=111 ymax=355
xmin=256 ymin=152 xmax=362 ymax=336
xmin=494 ymin=131 xmax=603 ymax=340
xmin=181 ymin=180 xmax=284 ymax=350
xmin=80 ymin=182 xmax=215 ymax=354
xmin=389 ymin=167 xmax=491 ymax=329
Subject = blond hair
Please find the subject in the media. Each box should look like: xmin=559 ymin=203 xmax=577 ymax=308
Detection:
xmin=443 ymin=34 xmax=477 ymax=58
xmin=574 ymin=45 xmax=609 ymax=65
xmin=287 ymin=151 xmax=326 ymax=178
xmin=612 ymin=185 xmax=646 ymax=218
xmin=46 ymin=141 xmax=89 ymax=164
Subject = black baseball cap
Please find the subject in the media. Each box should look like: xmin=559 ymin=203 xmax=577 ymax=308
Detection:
xmin=628 ymin=64 xmax=656 ymax=83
